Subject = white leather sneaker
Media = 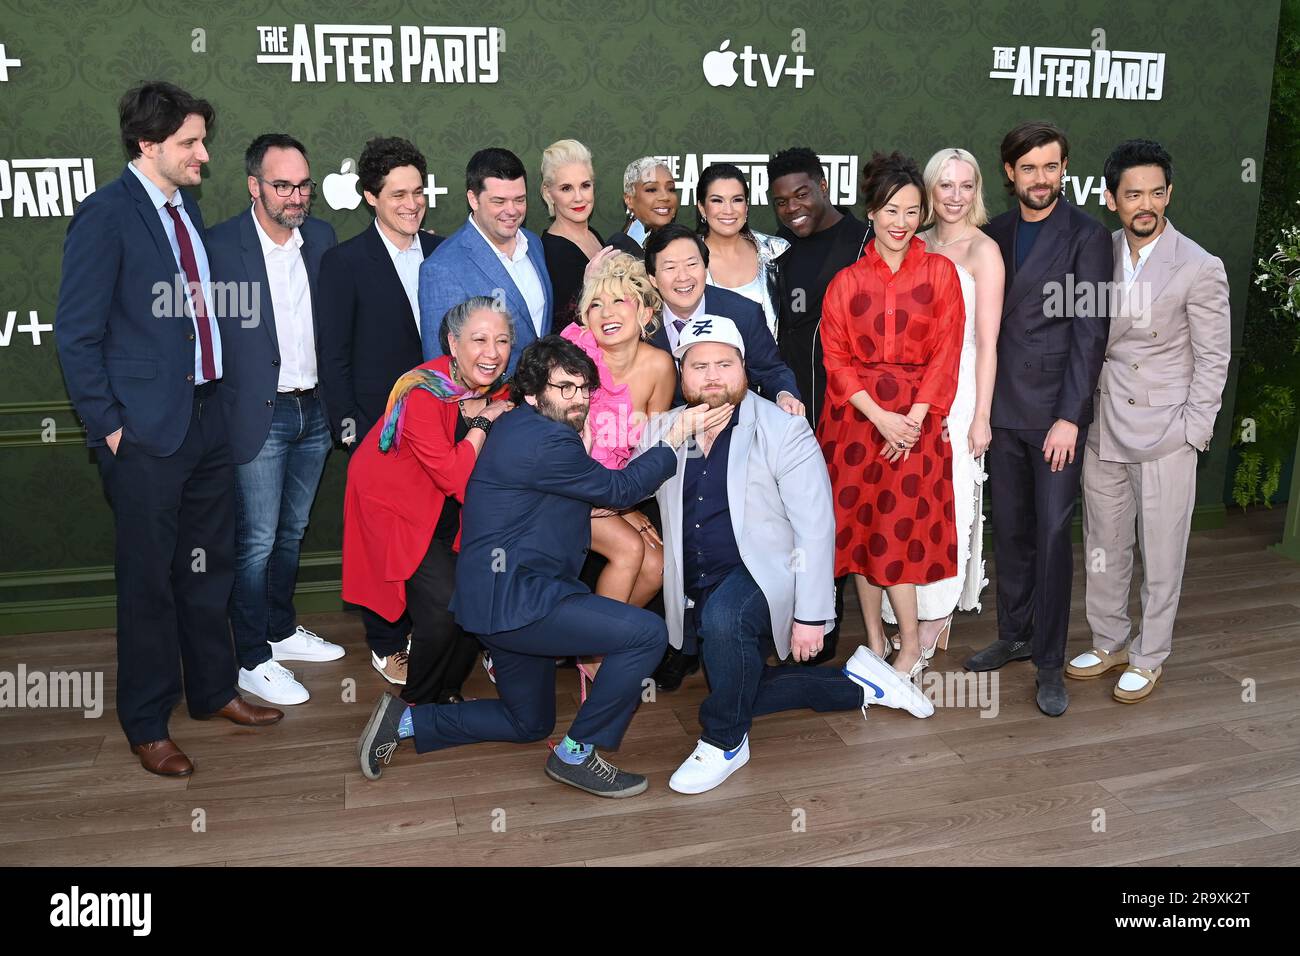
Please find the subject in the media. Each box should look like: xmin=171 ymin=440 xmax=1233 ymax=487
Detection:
xmin=668 ymin=735 xmax=750 ymax=794
xmin=271 ymin=625 xmax=345 ymax=662
xmin=239 ymin=659 xmax=310 ymax=705
xmin=843 ymin=645 xmax=934 ymax=718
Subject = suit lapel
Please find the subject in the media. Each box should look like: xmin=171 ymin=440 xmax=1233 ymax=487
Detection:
xmin=725 ymin=398 xmax=756 ymax=545
xmin=239 ymin=210 xmax=279 ymax=354
xmin=1112 ymin=220 xmax=1182 ymax=338
xmin=1004 ymin=200 xmax=1071 ymax=314
xmin=123 ymin=172 xmax=179 ymax=277
xmin=465 ymin=231 xmax=531 ymax=334
xmin=365 ymin=225 xmax=420 ymax=340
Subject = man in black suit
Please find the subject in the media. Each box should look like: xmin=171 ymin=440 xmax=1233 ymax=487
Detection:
xmin=317 ymin=136 xmax=443 ymax=685
xmin=964 ymin=122 xmax=1113 ymax=716
xmin=208 ymin=133 xmax=342 ymax=708
xmin=55 ymin=82 xmax=283 ymax=778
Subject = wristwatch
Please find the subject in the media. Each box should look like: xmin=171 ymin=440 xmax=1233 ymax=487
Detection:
xmin=466 ymin=416 xmax=494 ymax=435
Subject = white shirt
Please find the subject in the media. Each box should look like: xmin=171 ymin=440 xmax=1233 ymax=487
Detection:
xmin=468 ymin=215 xmax=547 ymax=336
xmin=1123 ymin=229 xmax=1164 ymax=290
xmin=250 ymin=208 xmax=315 ymax=390
xmin=626 ymin=219 xmax=649 ymax=247
xmin=376 ymin=220 xmax=424 ymax=335
xmin=662 ymin=295 xmax=708 ymax=353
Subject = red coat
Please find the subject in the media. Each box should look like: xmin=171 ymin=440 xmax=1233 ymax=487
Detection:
xmin=341 ymin=355 xmax=478 ymax=622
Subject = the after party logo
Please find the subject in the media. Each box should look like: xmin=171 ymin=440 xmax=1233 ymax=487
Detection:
xmin=702 ymin=36 xmax=814 ymax=89
xmin=990 ymin=43 xmax=1164 ymax=100
xmin=256 ymin=24 xmax=502 ymax=84
xmin=0 ymin=158 xmax=96 ymax=218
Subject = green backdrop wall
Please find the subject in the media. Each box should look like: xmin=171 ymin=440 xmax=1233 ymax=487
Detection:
xmin=0 ymin=0 xmax=1281 ymax=633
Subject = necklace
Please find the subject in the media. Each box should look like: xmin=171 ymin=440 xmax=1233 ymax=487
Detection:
xmin=931 ymin=226 xmax=971 ymax=248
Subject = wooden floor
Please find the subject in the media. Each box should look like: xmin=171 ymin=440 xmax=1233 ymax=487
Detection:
xmin=2 ymin=508 xmax=1299 ymax=867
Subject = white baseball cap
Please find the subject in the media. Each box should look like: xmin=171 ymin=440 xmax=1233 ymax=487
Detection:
xmin=671 ymin=314 xmax=746 ymax=361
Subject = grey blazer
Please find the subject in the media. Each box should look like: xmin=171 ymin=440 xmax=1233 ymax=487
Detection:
xmin=1092 ymin=220 xmax=1231 ymax=462
xmin=634 ymin=392 xmax=836 ymax=657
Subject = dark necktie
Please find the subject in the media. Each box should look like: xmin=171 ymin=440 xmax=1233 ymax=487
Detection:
xmin=673 ymin=318 xmax=686 ymax=334
xmin=163 ymin=202 xmax=216 ymax=381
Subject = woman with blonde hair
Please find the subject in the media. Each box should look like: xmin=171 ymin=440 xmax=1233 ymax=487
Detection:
xmin=541 ymin=139 xmax=606 ymax=332
xmin=880 ymin=147 xmax=1004 ymax=667
xmin=562 ymin=252 xmax=677 ymax=694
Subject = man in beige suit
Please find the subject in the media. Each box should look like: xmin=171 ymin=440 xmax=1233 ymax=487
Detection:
xmin=1069 ymin=140 xmax=1231 ymax=702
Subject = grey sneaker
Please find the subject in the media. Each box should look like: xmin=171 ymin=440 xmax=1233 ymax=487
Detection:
xmin=544 ymin=747 xmax=648 ymax=798
xmin=359 ymin=692 xmax=405 ymax=780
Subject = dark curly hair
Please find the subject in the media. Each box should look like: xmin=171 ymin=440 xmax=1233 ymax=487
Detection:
xmin=119 ymin=81 xmax=214 ymax=160
xmin=510 ymin=335 xmax=599 ymax=406
xmin=358 ymin=136 xmax=427 ymax=198
xmin=767 ymin=146 xmax=825 ymax=185
xmin=859 ymin=151 xmax=928 ymax=223
xmin=1103 ymin=138 xmax=1172 ymax=196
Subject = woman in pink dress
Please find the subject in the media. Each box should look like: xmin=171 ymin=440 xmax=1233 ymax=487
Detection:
xmin=561 ymin=252 xmax=677 ymax=608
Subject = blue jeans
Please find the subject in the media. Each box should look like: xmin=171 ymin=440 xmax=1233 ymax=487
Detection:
xmin=230 ymin=393 xmax=332 ymax=669
xmin=696 ymin=565 xmax=863 ymax=751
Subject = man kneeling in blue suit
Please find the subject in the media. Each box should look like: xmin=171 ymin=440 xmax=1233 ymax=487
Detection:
xmin=360 ymin=336 xmax=731 ymax=796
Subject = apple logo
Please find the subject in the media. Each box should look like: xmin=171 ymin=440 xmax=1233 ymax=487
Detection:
xmin=323 ymin=159 xmax=362 ymax=211
xmin=702 ymin=39 xmax=739 ymax=88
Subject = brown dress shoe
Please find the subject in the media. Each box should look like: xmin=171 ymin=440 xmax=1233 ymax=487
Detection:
xmin=196 ymin=694 xmax=284 ymax=726
xmin=131 ymin=738 xmax=194 ymax=777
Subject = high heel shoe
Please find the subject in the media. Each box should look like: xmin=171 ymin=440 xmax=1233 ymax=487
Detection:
xmin=577 ymin=658 xmax=602 ymax=703
xmin=920 ymin=614 xmax=954 ymax=662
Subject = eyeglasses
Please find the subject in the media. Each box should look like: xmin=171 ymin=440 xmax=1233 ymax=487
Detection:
xmin=546 ymin=380 xmax=593 ymax=400
xmin=261 ymin=179 xmax=316 ymax=197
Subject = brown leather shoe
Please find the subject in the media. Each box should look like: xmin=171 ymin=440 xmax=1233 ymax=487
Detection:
xmin=131 ymin=738 xmax=194 ymax=777
xmin=195 ymin=694 xmax=284 ymax=726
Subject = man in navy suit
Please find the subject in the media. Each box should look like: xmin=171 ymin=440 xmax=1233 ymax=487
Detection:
xmin=418 ymin=147 xmax=553 ymax=375
xmin=207 ymin=133 xmax=343 ymax=708
xmin=643 ymin=224 xmax=801 ymax=412
xmin=317 ymin=136 xmax=443 ymax=685
xmin=55 ymin=82 xmax=283 ymax=778
xmin=963 ymin=122 xmax=1113 ymax=716
xmin=359 ymin=337 xmax=729 ymax=797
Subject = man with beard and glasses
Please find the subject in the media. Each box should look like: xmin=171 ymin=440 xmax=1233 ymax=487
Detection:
xmin=358 ymin=336 xmax=731 ymax=797
xmin=637 ymin=317 xmax=931 ymax=795
xmin=964 ymin=122 xmax=1112 ymax=716
xmin=207 ymin=133 xmax=342 ymax=706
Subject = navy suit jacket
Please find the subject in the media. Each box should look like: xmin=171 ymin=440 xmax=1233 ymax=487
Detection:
xmin=650 ymin=285 xmax=800 ymax=406
xmin=450 ymin=404 xmax=677 ymax=636
xmin=316 ymin=224 xmax=443 ymax=444
xmin=55 ymin=168 xmax=212 ymax=457
xmin=984 ymin=198 xmax=1113 ymax=430
xmin=418 ymin=220 xmax=553 ymax=375
xmin=206 ymin=209 xmax=337 ymax=464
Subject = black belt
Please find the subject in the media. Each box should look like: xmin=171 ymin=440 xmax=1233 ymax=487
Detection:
xmin=279 ymin=387 xmax=317 ymax=398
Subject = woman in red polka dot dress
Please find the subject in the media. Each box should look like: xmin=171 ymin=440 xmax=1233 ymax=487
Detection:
xmin=817 ymin=152 xmax=966 ymax=680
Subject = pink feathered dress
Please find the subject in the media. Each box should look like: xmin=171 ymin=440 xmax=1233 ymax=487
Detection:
xmin=560 ymin=324 xmax=644 ymax=470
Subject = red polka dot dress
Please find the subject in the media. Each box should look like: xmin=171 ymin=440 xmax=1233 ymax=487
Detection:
xmin=817 ymin=236 xmax=966 ymax=587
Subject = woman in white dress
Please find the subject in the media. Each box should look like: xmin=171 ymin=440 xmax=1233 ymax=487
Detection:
xmin=882 ymin=148 xmax=1004 ymax=666
xmin=695 ymin=162 xmax=788 ymax=337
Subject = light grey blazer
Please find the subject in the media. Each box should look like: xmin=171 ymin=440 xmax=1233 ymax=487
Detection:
xmin=634 ymin=392 xmax=836 ymax=658
xmin=1092 ymin=219 xmax=1231 ymax=462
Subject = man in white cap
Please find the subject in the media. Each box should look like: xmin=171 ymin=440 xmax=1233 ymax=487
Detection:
xmin=635 ymin=315 xmax=932 ymax=795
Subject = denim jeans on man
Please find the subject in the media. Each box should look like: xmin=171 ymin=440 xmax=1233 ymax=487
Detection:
xmin=230 ymin=392 xmax=331 ymax=669
xmin=695 ymin=565 xmax=862 ymax=751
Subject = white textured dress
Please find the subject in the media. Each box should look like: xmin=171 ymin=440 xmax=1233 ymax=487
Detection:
xmin=882 ymin=263 xmax=987 ymax=621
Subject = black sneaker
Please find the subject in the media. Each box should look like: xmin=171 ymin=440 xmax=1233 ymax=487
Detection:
xmin=544 ymin=748 xmax=648 ymax=798
xmin=359 ymin=692 xmax=405 ymax=780
xmin=653 ymin=646 xmax=700 ymax=691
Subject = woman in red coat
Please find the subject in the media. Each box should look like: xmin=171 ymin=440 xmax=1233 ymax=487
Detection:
xmin=342 ymin=296 xmax=513 ymax=705
xmin=818 ymin=152 xmax=966 ymax=682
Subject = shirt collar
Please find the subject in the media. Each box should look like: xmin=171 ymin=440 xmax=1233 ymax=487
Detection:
xmin=468 ymin=214 xmax=528 ymax=262
xmin=127 ymin=161 xmax=181 ymax=211
xmin=1126 ymin=229 xmax=1163 ymax=269
xmin=627 ymin=219 xmax=648 ymax=247
xmin=375 ymin=219 xmax=422 ymax=260
xmin=666 ymin=293 xmax=708 ymax=325
xmin=250 ymin=206 xmax=302 ymax=254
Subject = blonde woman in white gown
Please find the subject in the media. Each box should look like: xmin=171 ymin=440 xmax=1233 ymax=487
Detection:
xmin=882 ymin=148 xmax=1004 ymax=666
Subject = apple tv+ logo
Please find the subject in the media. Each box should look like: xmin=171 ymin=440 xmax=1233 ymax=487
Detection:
xmin=702 ymin=38 xmax=814 ymax=89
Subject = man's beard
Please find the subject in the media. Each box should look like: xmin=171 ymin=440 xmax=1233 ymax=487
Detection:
xmin=1015 ymin=179 xmax=1062 ymax=211
xmin=536 ymin=391 xmax=588 ymax=432
xmin=262 ymin=194 xmax=310 ymax=229
xmin=682 ymin=380 xmax=745 ymax=409
xmin=1129 ymin=211 xmax=1160 ymax=237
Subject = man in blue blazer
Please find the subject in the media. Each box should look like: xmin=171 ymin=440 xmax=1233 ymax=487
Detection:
xmin=963 ymin=122 xmax=1113 ymax=717
xmin=316 ymin=137 xmax=443 ymax=684
xmin=359 ymin=336 xmax=728 ymax=798
xmin=418 ymin=147 xmax=552 ymax=375
xmin=55 ymin=82 xmax=282 ymax=778
xmin=643 ymin=224 xmax=802 ymax=412
xmin=207 ymin=133 xmax=343 ymax=708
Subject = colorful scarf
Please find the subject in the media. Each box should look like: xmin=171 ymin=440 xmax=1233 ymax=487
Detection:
xmin=378 ymin=364 xmax=509 ymax=453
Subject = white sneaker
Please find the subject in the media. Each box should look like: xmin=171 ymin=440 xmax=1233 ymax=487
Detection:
xmin=271 ymin=625 xmax=345 ymax=662
xmin=668 ymin=735 xmax=750 ymax=794
xmin=238 ymin=659 xmax=309 ymax=705
xmin=843 ymin=645 xmax=934 ymax=718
